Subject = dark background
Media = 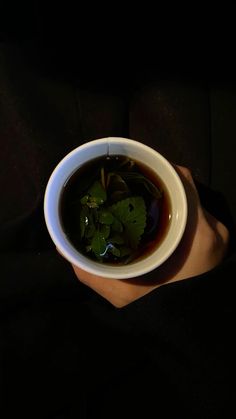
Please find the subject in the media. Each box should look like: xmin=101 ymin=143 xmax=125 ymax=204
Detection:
xmin=1 ymin=5 xmax=236 ymax=418
xmin=1 ymin=1 xmax=236 ymax=80
xmin=1 ymin=2 xmax=236 ymax=233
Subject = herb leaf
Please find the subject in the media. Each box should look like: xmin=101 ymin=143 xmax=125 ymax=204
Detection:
xmin=99 ymin=210 xmax=114 ymax=225
xmin=91 ymin=230 xmax=107 ymax=257
xmin=88 ymin=180 xmax=107 ymax=202
xmin=100 ymin=224 xmax=110 ymax=239
xmin=110 ymin=197 xmax=146 ymax=249
xmin=111 ymin=217 xmax=123 ymax=233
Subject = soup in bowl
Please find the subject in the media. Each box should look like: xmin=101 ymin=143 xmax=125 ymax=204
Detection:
xmin=44 ymin=137 xmax=187 ymax=279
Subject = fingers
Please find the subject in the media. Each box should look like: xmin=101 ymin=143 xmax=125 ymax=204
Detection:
xmin=175 ymin=165 xmax=230 ymax=258
xmin=174 ymin=167 xmax=229 ymax=242
xmin=174 ymin=165 xmax=199 ymax=197
xmin=203 ymin=209 xmax=230 ymax=251
xmin=175 ymin=165 xmax=193 ymax=181
xmin=173 ymin=164 xmax=205 ymax=226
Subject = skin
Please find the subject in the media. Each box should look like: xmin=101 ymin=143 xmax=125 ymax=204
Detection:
xmin=70 ymin=166 xmax=229 ymax=308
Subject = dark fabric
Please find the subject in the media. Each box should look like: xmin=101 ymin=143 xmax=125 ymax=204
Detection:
xmin=0 ymin=42 xmax=236 ymax=418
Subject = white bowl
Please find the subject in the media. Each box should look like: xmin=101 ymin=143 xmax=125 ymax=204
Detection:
xmin=44 ymin=137 xmax=187 ymax=279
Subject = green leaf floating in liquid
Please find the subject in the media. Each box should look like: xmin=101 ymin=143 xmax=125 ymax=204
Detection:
xmin=109 ymin=196 xmax=146 ymax=249
xmin=80 ymin=180 xmax=107 ymax=209
xmin=91 ymin=230 xmax=107 ymax=257
xmin=76 ymin=163 xmax=151 ymax=261
xmin=88 ymin=180 xmax=107 ymax=202
xmin=99 ymin=210 xmax=114 ymax=225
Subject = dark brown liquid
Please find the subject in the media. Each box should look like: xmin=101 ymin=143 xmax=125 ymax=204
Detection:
xmin=134 ymin=161 xmax=171 ymax=262
xmin=60 ymin=155 xmax=172 ymax=264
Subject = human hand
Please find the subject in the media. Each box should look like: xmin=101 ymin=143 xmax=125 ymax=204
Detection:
xmin=72 ymin=166 xmax=229 ymax=308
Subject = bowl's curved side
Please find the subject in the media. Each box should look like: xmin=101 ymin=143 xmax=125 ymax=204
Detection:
xmin=44 ymin=137 xmax=187 ymax=279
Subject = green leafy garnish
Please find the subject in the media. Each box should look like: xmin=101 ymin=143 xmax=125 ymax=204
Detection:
xmin=78 ymin=196 xmax=147 ymax=260
xmin=74 ymin=159 xmax=162 ymax=263
xmin=109 ymin=197 xmax=146 ymax=249
xmin=99 ymin=210 xmax=114 ymax=225
xmin=111 ymin=217 xmax=123 ymax=233
xmin=88 ymin=180 xmax=107 ymax=202
xmin=91 ymin=230 xmax=107 ymax=258
xmin=80 ymin=180 xmax=107 ymax=209
xmin=100 ymin=224 xmax=110 ymax=239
